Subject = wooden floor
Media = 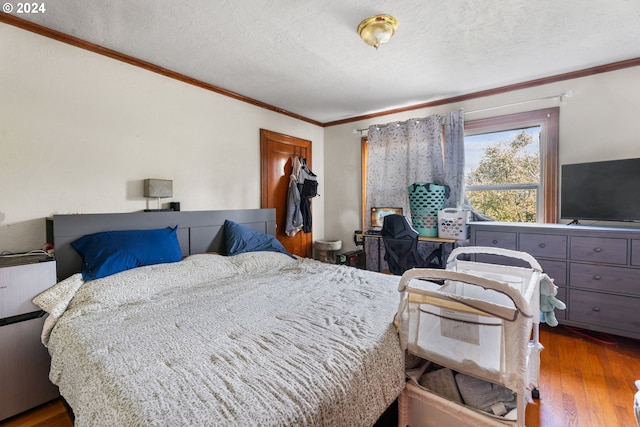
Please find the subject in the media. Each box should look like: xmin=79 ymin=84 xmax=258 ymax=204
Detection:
xmin=527 ymin=325 xmax=640 ymax=427
xmin=2 ymin=325 xmax=639 ymax=427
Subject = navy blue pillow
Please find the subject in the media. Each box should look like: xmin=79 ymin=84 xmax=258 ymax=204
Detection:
xmin=71 ymin=227 xmax=183 ymax=280
xmin=224 ymin=220 xmax=294 ymax=258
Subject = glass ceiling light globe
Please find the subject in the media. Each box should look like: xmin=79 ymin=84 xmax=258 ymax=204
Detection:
xmin=357 ymin=15 xmax=399 ymax=49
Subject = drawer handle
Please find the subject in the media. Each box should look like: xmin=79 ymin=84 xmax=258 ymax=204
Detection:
xmin=592 ymin=306 xmax=601 ymax=312
xmin=492 ymin=240 xmax=498 ymax=244
xmin=593 ymin=247 xmax=602 ymax=253
xmin=538 ymin=243 xmax=546 ymax=248
xmin=593 ymin=275 xmax=601 ymax=280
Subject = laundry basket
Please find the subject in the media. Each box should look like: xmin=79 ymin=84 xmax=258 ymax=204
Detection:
xmin=438 ymin=208 xmax=470 ymax=239
xmin=408 ymin=182 xmax=447 ymax=237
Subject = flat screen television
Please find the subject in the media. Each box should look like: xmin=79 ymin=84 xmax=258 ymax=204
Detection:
xmin=561 ymin=157 xmax=640 ymax=223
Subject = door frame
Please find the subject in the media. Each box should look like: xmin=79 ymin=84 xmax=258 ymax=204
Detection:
xmin=260 ymin=129 xmax=313 ymax=257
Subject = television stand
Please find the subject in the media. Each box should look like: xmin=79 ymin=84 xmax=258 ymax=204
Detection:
xmin=568 ymin=219 xmax=581 ymax=225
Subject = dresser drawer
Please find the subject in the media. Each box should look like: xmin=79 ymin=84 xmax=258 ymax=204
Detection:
xmin=474 ymin=231 xmax=517 ymax=250
xmin=538 ymin=260 xmax=567 ymax=286
xmin=632 ymin=240 xmax=640 ymax=266
xmin=473 ymin=231 xmax=519 ymax=265
xmin=569 ymin=289 xmax=640 ymax=333
xmin=519 ymin=233 xmax=567 ymax=259
xmin=569 ymin=263 xmax=640 ymax=296
xmin=0 ymin=261 xmax=56 ymax=319
xmin=569 ymin=237 xmax=627 ymax=265
xmin=0 ymin=316 xmax=59 ymax=420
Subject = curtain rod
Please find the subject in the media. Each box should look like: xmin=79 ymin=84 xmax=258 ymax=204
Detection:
xmin=353 ymin=115 xmax=445 ymax=134
xmin=353 ymin=91 xmax=572 ymax=134
xmin=463 ymin=90 xmax=572 ymax=115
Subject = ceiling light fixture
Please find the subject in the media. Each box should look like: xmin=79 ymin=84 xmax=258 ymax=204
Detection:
xmin=357 ymin=14 xmax=399 ymax=49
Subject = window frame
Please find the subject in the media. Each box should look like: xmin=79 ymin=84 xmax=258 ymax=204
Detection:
xmin=360 ymin=136 xmax=368 ymax=231
xmin=464 ymin=107 xmax=559 ymax=223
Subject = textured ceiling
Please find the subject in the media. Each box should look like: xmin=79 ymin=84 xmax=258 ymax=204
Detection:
xmin=9 ymin=0 xmax=640 ymax=123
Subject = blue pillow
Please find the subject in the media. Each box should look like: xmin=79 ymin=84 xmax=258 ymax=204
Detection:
xmin=71 ymin=227 xmax=183 ymax=280
xmin=224 ymin=220 xmax=294 ymax=258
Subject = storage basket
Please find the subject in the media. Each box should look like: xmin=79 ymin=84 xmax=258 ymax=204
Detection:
xmin=408 ymin=183 xmax=447 ymax=237
xmin=399 ymin=381 xmax=519 ymax=427
xmin=438 ymin=208 xmax=470 ymax=239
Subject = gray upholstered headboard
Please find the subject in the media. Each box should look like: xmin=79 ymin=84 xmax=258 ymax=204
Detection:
xmin=46 ymin=209 xmax=277 ymax=281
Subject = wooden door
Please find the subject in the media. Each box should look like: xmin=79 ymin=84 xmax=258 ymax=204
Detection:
xmin=260 ymin=129 xmax=313 ymax=257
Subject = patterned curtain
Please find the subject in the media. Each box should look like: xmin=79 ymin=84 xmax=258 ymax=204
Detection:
xmin=365 ymin=116 xmax=444 ymax=231
xmin=443 ymin=110 xmax=466 ymax=209
xmin=363 ymin=111 xmax=465 ymax=271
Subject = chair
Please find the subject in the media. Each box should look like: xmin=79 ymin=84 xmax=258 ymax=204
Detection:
xmin=381 ymin=214 xmax=427 ymax=275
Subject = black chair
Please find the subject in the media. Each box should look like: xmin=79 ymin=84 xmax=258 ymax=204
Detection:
xmin=381 ymin=214 xmax=428 ymax=275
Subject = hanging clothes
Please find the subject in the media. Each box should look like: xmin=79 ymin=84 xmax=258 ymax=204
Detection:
xmin=285 ymin=156 xmax=304 ymax=236
xmin=298 ymin=158 xmax=318 ymax=233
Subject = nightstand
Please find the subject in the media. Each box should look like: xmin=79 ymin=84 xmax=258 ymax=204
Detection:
xmin=0 ymin=256 xmax=60 ymax=421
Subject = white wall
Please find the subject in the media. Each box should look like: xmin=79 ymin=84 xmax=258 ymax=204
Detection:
xmin=4 ymin=22 xmax=639 ymax=256
xmin=0 ymin=24 xmax=325 ymax=253
xmin=325 ymin=66 xmax=640 ymax=251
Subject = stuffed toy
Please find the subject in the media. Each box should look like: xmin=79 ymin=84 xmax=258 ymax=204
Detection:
xmin=539 ymin=274 xmax=566 ymax=327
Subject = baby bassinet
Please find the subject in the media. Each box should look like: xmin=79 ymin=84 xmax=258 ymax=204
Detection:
xmin=396 ymin=246 xmax=544 ymax=427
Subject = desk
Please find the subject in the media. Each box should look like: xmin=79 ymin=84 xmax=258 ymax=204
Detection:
xmin=354 ymin=233 xmax=458 ymax=272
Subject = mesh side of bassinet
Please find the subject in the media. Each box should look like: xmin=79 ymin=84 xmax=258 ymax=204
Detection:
xmin=404 ymin=297 xmax=506 ymax=384
xmin=399 ymin=269 xmax=540 ymax=392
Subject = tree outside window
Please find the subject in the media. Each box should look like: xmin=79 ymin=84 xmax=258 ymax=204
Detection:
xmin=464 ymin=108 xmax=559 ymax=223
xmin=465 ymin=127 xmax=541 ymax=222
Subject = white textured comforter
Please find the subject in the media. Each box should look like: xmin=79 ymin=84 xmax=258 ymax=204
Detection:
xmin=34 ymin=252 xmax=404 ymax=426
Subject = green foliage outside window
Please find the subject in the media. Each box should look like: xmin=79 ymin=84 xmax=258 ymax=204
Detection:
xmin=465 ymin=131 xmax=539 ymax=222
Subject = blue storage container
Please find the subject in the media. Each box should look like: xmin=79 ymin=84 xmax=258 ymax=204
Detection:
xmin=408 ymin=182 xmax=447 ymax=237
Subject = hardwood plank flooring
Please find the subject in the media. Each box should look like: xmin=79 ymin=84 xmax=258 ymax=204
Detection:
xmin=0 ymin=399 xmax=70 ymax=427
xmin=2 ymin=325 xmax=639 ymax=427
xmin=527 ymin=325 xmax=640 ymax=427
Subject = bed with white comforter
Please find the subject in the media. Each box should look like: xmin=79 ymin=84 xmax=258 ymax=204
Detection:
xmin=34 ymin=252 xmax=404 ymax=426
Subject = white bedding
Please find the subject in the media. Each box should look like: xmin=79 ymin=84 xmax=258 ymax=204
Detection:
xmin=34 ymin=252 xmax=404 ymax=426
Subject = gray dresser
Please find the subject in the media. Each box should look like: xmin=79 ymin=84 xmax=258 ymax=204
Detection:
xmin=0 ymin=256 xmax=59 ymax=421
xmin=469 ymin=221 xmax=640 ymax=340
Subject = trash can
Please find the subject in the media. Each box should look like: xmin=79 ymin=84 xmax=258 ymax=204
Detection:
xmin=314 ymin=240 xmax=342 ymax=263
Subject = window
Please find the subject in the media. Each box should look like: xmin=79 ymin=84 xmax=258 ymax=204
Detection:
xmin=360 ymin=107 xmax=559 ymax=228
xmin=464 ymin=108 xmax=559 ymax=223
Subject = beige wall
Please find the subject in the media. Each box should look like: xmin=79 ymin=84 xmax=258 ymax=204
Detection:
xmin=0 ymin=24 xmax=325 ymax=253
xmin=325 ymin=66 xmax=640 ymax=251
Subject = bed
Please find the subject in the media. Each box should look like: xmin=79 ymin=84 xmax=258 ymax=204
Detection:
xmin=37 ymin=209 xmax=405 ymax=426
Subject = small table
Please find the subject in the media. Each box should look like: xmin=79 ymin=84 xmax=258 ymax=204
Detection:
xmin=354 ymin=232 xmax=459 ymax=272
